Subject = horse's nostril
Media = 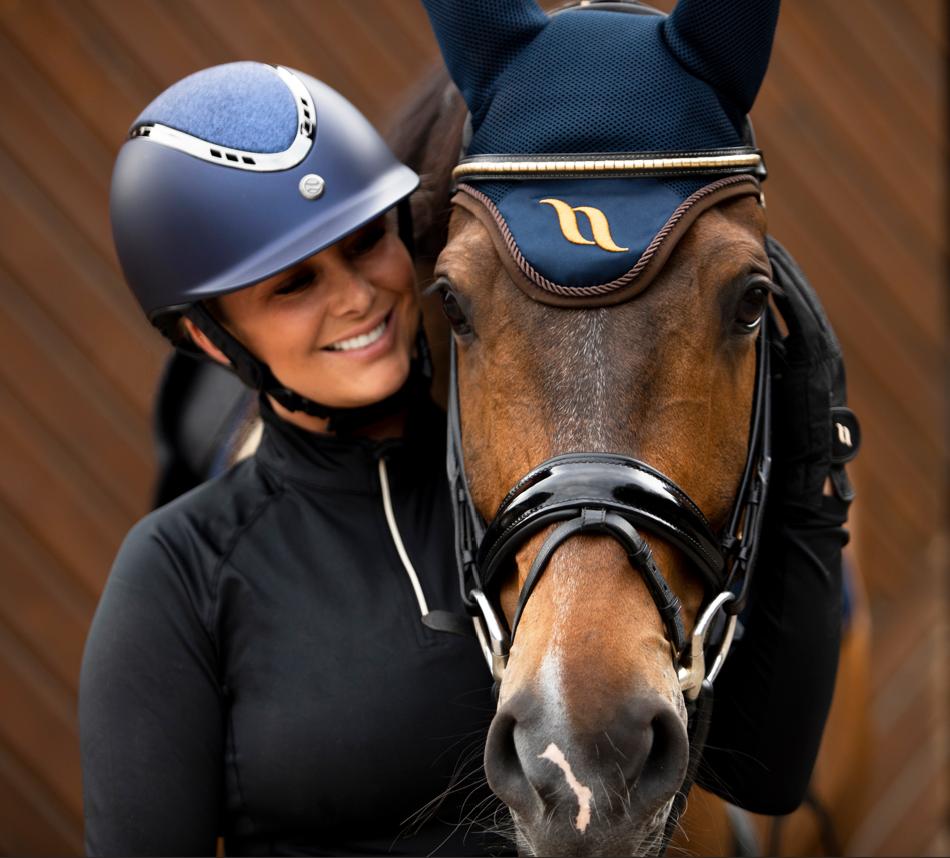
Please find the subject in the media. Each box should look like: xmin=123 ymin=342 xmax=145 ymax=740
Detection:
xmin=485 ymin=709 xmax=540 ymax=819
xmin=627 ymin=700 xmax=689 ymax=808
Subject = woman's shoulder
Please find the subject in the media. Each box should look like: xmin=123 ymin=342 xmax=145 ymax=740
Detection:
xmin=110 ymin=457 xmax=279 ymax=596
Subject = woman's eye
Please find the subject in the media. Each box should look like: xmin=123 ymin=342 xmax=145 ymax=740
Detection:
xmin=440 ymin=287 xmax=473 ymax=337
xmin=735 ymin=284 xmax=770 ymax=330
xmin=273 ymin=272 xmax=313 ymax=296
xmin=349 ymin=224 xmax=386 ymax=256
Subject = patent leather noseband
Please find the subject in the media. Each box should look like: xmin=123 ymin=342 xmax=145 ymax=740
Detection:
xmin=447 ymin=317 xmax=772 ymax=699
xmin=479 ymin=453 xmax=729 ymax=655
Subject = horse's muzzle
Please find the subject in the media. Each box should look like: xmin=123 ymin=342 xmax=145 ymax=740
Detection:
xmin=485 ymin=687 xmax=689 ymax=851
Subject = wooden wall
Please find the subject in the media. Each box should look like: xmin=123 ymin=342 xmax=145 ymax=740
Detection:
xmin=0 ymin=1 xmax=945 ymax=854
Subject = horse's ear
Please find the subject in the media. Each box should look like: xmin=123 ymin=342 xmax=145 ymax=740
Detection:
xmin=662 ymin=0 xmax=781 ymax=116
xmin=420 ymin=0 xmax=548 ymax=124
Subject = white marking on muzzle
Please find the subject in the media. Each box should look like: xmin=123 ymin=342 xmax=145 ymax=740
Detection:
xmin=539 ymin=742 xmax=594 ymax=833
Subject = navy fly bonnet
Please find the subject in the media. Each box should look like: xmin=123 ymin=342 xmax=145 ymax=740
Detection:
xmin=421 ymin=0 xmax=780 ymax=304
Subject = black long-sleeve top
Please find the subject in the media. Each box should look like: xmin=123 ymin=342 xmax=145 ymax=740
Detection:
xmin=79 ymin=400 xmax=503 ymax=856
xmin=81 ymin=387 xmax=845 ymax=854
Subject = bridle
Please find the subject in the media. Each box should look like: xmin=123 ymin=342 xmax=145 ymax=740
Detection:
xmin=447 ymin=316 xmax=772 ymax=697
xmin=444 ymin=247 xmax=772 ymax=843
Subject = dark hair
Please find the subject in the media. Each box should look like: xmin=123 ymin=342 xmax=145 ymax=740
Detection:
xmin=383 ymin=64 xmax=468 ymax=265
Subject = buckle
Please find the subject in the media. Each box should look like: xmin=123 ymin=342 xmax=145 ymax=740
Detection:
xmin=677 ymin=591 xmax=738 ymax=701
xmin=470 ymin=589 xmax=510 ymax=682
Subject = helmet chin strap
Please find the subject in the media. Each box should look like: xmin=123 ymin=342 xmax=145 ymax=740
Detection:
xmin=183 ymin=302 xmax=432 ymax=434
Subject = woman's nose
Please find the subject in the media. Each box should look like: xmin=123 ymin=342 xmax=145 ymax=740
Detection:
xmin=322 ymin=251 xmax=375 ymax=316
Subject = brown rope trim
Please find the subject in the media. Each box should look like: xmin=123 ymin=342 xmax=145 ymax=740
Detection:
xmin=456 ymin=175 xmax=760 ymax=297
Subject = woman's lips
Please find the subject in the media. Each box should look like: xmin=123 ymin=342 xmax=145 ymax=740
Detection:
xmin=322 ymin=310 xmax=395 ymax=358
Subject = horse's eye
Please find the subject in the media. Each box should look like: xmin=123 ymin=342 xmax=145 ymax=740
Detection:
xmin=437 ymin=280 xmax=473 ymax=338
xmin=736 ymin=284 xmax=770 ymax=331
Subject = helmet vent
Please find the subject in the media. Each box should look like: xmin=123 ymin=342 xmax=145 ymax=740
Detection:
xmin=128 ymin=66 xmax=316 ymax=173
xmin=202 ymin=146 xmax=256 ymax=166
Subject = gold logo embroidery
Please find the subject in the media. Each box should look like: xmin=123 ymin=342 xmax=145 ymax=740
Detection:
xmin=539 ymin=198 xmax=629 ymax=253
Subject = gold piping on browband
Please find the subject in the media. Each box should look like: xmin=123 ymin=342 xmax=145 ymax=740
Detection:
xmin=452 ymin=152 xmax=763 ymax=181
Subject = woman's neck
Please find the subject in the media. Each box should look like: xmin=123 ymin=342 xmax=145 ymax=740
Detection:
xmin=268 ymin=395 xmax=408 ymax=440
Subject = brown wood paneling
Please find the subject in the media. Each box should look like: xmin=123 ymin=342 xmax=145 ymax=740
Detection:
xmin=0 ymin=1 xmax=944 ymax=855
xmin=0 ymin=507 xmax=92 ymax=695
xmin=0 ymin=383 xmax=129 ymax=598
xmin=0 ymin=742 xmax=81 ymax=856
xmin=0 ymin=621 xmax=82 ymax=821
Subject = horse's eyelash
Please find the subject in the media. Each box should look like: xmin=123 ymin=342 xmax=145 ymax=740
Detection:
xmin=755 ymin=276 xmax=784 ymax=297
xmin=422 ymin=277 xmax=451 ymax=297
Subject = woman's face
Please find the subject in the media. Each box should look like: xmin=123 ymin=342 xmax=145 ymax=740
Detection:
xmin=210 ymin=214 xmax=419 ymax=410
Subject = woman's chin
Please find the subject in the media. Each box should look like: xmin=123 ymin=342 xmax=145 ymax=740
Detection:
xmin=315 ymin=365 xmax=412 ymax=410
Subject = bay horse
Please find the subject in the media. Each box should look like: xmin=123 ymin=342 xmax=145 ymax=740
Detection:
xmin=388 ymin=67 xmax=871 ymax=856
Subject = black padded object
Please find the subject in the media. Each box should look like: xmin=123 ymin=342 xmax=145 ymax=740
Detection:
xmin=152 ymin=351 xmax=253 ymax=508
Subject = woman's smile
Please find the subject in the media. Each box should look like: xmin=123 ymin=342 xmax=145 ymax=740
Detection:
xmin=322 ymin=309 xmax=396 ymax=358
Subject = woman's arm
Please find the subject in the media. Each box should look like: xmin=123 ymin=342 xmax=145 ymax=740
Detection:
xmin=697 ymin=236 xmax=857 ymax=813
xmin=79 ymin=518 xmax=224 ymax=856
xmin=699 ymin=496 xmax=847 ymax=813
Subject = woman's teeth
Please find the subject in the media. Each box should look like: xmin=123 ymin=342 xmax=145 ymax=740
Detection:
xmin=326 ymin=317 xmax=388 ymax=352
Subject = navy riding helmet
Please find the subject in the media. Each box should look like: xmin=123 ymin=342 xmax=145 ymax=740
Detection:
xmin=111 ymin=62 xmax=420 ymax=421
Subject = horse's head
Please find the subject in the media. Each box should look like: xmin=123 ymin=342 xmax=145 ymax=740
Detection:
xmin=416 ymin=0 xmax=781 ymax=851
xmin=436 ymin=190 xmax=770 ymax=852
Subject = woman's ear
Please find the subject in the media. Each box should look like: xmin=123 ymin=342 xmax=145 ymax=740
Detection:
xmin=181 ymin=316 xmax=232 ymax=368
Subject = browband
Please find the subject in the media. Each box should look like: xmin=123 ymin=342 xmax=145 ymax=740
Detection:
xmin=453 ymin=147 xmax=766 ymax=182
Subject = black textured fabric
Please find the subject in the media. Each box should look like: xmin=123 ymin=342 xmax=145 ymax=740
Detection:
xmin=767 ymin=236 xmax=852 ymax=508
xmin=80 ymin=400 xmax=506 ymax=857
xmin=152 ymin=352 xmax=253 ymax=507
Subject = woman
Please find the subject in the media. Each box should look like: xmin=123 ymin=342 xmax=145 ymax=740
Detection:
xmin=80 ymin=62 xmax=500 ymax=856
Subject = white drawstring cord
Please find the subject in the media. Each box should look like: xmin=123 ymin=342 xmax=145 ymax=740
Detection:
xmin=378 ymin=457 xmax=429 ymax=618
